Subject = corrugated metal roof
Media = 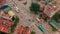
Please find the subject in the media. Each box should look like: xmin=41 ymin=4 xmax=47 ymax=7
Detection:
xmin=50 ymin=20 xmax=60 ymax=29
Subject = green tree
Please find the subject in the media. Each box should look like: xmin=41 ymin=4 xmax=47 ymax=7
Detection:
xmin=15 ymin=17 xmax=19 ymax=22
xmin=12 ymin=16 xmax=15 ymax=21
xmin=52 ymin=26 xmax=57 ymax=32
xmin=23 ymin=1 xmax=27 ymax=5
xmin=0 ymin=0 xmax=2 ymax=3
xmin=11 ymin=17 xmax=19 ymax=33
xmin=53 ymin=14 xmax=60 ymax=22
xmin=25 ymin=26 xmax=29 ymax=28
xmin=31 ymin=31 xmax=36 ymax=34
xmin=0 ymin=31 xmax=8 ymax=34
xmin=30 ymin=2 xmax=40 ymax=14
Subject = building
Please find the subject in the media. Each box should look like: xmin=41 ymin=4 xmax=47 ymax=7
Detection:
xmin=0 ymin=5 xmax=16 ymax=34
xmin=17 ymin=26 xmax=24 ymax=34
xmin=0 ymin=0 xmax=5 ymax=7
xmin=8 ymin=10 xmax=15 ymax=18
xmin=0 ymin=18 xmax=13 ymax=33
xmin=24 ymin=28 xmax=30 ymax=34
xmin=0 ymin=5 xmax=12 ymax=14
xmin=42 ymin=1 xmax=60 ymax=21
xmin=50 ymin=20 xmax=60 ymax=31
xmin=0 ymin=5 xmax=15 ymax=21
xmin=17 ymin=26 xmax=30 ymax=34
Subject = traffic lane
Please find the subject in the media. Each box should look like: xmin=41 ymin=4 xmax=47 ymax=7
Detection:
xmin=30 ymin=24 xmax=43 ymax=34
xmin=35 ymin=18 xmax=55 ymax=34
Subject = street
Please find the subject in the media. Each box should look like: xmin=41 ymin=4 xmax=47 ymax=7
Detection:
xmin=5 ymin=0 xmax=60 ymax=34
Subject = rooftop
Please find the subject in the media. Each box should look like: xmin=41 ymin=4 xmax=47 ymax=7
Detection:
xmin=0 ymin=18 xmax=13 ymax=33
xmin=0 ymin=5 xmax=15 ymax=34
xmin=50 ymin=20 xmax=60 ymax=30
xmin=44 ymin=3 xmax=59 ymax=18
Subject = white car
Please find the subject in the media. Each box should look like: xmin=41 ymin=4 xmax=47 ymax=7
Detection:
xmin=14 ymin=7 xmax=20 ymax=13
xmin=36 ymin=18 xmax=41 ymax=22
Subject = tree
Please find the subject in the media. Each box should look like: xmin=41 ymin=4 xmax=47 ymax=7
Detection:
xmin=12 ymin=16 xmax=15 ymax=21
xmin=25 ymin=26 xmax=29 ymax=28
xmin=31 ymin=31 xmax=36 ymax=34
xmin=52 ymin=26 xmax=57 ymax=32
xmin=37 ymin=0 xmax=41 ymax=1
xmin=11 ymin=17 xmax=19 ymax=33
xmin=39 ymin=14 xmax=42 ymax=18
xmin=0 ymin=0 xmax=2 ymax=3
xmin=15 ymin=17 xmax=19 ymax=23
xmin=53 ymin=14 xmax=60 ymax=22
xmin=30 ymin=2 xmax=40 ymax=14
xmin=0 ymin=31 xmax=8 ymax=34
xmin=23 ymin=1 xmax=27 ymax=5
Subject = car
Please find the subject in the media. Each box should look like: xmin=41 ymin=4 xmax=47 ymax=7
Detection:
xmin=14 ymin=7 xmax=19 ymax=13
xmin=38 ymin=24 xmax=45 ymax=32
xmin=17 ymin=26 xmax=24 ymax=34
xmin=36 ymin=18 xmax=41 ymax=22
xmin=24 ymin=28 xmax=30 ymax=34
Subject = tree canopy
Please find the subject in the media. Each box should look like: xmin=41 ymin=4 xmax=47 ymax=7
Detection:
xmin=30 ymin=2 xmax=40 ymax=14
xmin=0 ymin=0 xmax=2 ymax=3
xmin=31 ymin=31 xmax=36 ymax=34
xmin=53 ymin=14 xmax=60 ymax=22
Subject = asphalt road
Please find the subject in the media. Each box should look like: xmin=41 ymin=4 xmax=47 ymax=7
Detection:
xmin=6 ymin=0 xmax=43 ymax=34
xmin=5 ymin=0 xmax=60 ymax=34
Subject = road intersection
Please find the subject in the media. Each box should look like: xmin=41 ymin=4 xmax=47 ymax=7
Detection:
xmin=5 ymin=0 xmax=60 ymax=34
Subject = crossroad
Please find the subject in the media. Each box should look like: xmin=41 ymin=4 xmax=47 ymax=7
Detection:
xmin=5 ymin=0 xmax=60 ymax=34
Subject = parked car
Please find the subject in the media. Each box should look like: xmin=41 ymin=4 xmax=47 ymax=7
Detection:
xmin=36 ymin=18 xmax=41 ymax=22
xmin=38 ymin=24 xmax=45 ymax=32
xmin=17 ymin=26 xmax=24 ymax=34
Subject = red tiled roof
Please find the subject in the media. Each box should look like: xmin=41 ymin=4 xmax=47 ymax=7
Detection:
xmin=18 ymin=26 xmax=24 ymax=34
xmin=2 ymin=26 xmax=9 ymax=33
xmin=0 ymin=18 xmax=13 ymax=33
xmin=2 ymin=14 xmax=11 ymax=18
xmin=0 ymin=0 xmax=5 ymax=7
xmin=2 ymin=19 xmax=12 ymax=26
xmin=0 ymin=23 xmax=3 ymax=30
xmin=25 ymin=28 xmax=30 ymax=34
xmin=0 ymin=23 xmax=9 ymax=33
